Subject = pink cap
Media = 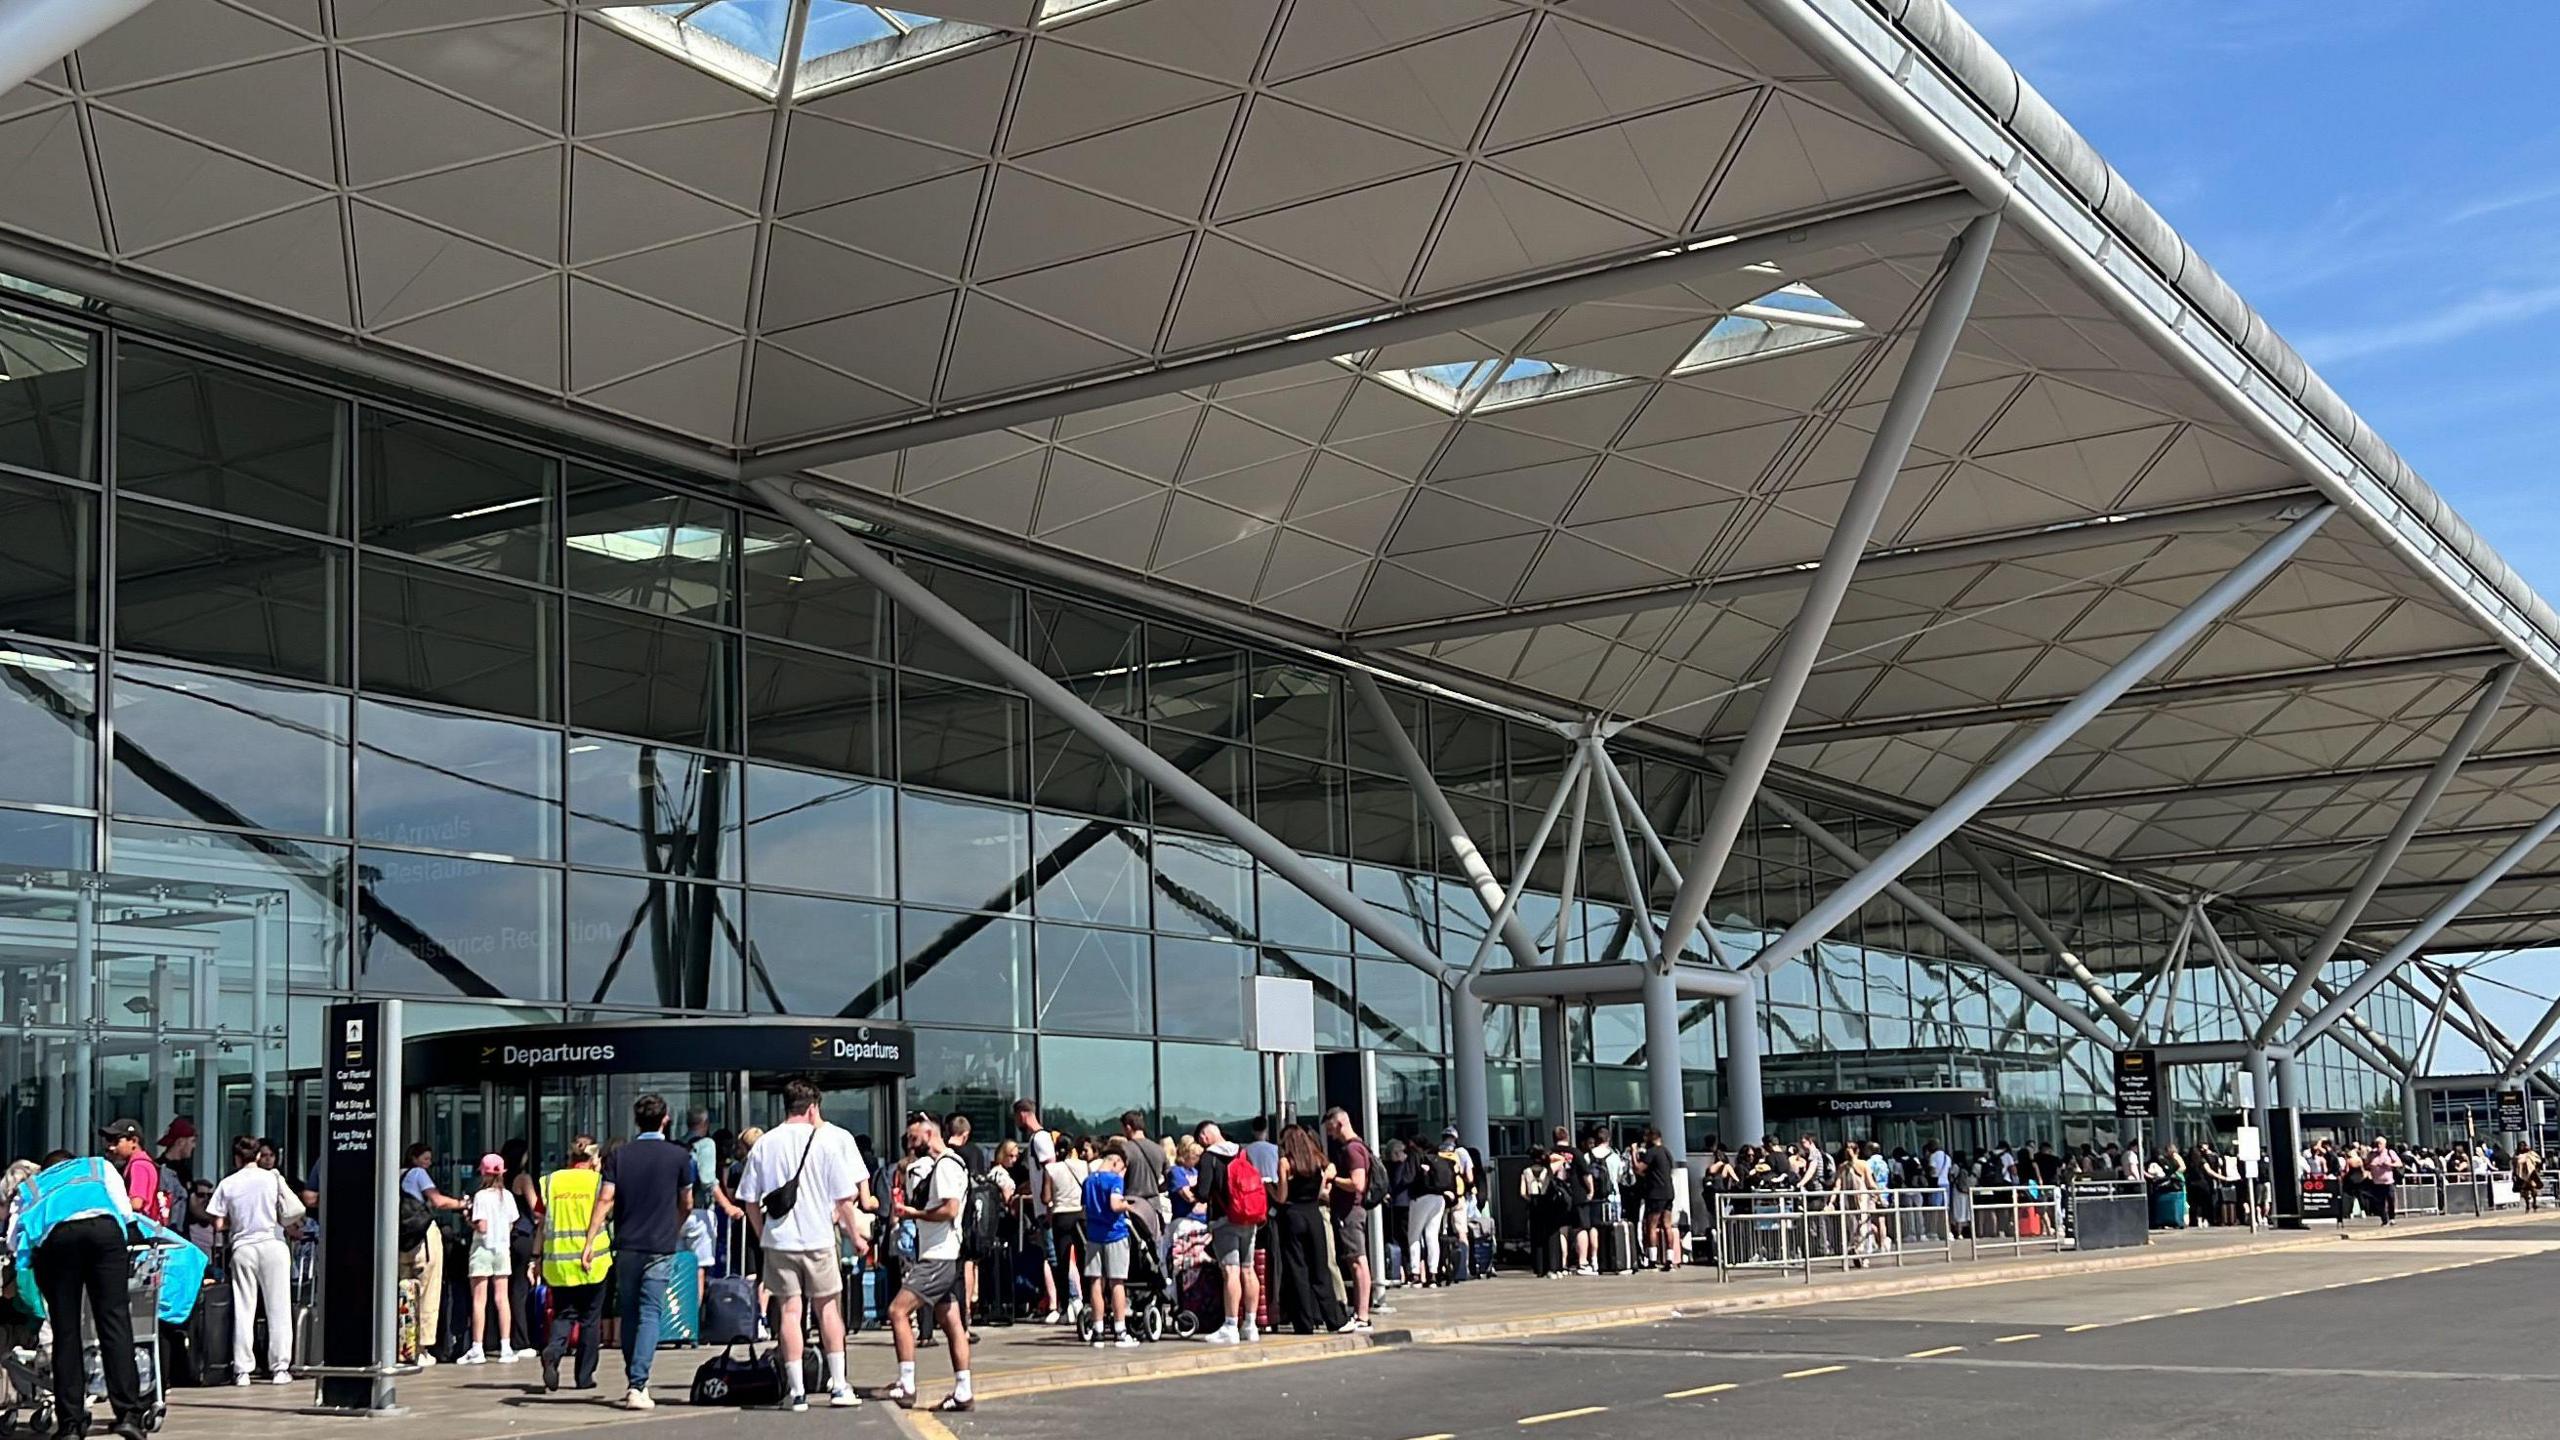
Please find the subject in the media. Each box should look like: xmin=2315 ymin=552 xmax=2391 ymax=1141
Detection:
xmin=479 ymin=1153 xmax=506 ymax=1175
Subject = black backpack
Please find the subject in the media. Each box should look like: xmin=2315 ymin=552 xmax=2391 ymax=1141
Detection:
xmin=1417 ymin=1150 xmax=1456 ymax=1199
xmin=959 ymin=1176 xmax=1005 ymax=1261
xmin=397 ymin=1192 xmax=432 ymax=1252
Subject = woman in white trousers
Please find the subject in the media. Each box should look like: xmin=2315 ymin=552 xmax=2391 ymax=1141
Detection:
xmin=208 ymin=1137 xmax=300 ymax=1384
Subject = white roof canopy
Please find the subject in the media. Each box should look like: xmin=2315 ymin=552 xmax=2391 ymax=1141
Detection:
xmin=6 ymin=0 xmax=2558 ymax=955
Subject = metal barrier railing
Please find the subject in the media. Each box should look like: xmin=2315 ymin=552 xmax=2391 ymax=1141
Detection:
xmin=1965 ymin=1185 xmax=2067 ymax=1259
xmin=1713 ymin=1188 xmax=1955 ymax=1284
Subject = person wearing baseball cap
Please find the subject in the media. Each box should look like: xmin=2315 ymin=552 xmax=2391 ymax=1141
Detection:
xmin=5 ymin=1122 xmax=153 ymax=1438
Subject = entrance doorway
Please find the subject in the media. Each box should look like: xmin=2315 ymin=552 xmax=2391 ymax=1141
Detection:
xmin=399 ymin=1017 xmax=915 ymax=1194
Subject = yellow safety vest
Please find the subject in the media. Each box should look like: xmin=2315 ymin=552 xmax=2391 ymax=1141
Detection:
xmin=539 ymin=1168 xmax=612 ymax=1287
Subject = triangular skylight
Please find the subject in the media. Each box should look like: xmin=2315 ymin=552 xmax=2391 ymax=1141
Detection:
xmin=1339 ymin=281 xmax=1864 ymax=416
xmin=1674 ymin=281 xmax=1866 ymax=373
xmin=599 ymin=0 xmax=1110 ymax=98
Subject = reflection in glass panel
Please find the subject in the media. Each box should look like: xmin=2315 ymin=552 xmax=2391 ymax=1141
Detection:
xmin=1257 ymin=859 xmax=1348 ymax=953
xmin=0 ymin=472 xmax=96 ymax=643
xmin=1350 ymin=864 xmax=1434 ymax=961
xmin=1253 ymin=752 xmax=1343 ymax=856
xmin=1158 ymin=1041 xmax=1258 ymax=1136
xmin=356 ymin=699 xmax=559 ymax=860
xmin=1149 ymin=731 xmax=1242 ymax=837
xmin=111 ymin=661 xmax=346 ymax=837
xmin=740 ymin=514 xmax=886 ymax=659
xmin=0 ymin=805 xmax=91 ymax=871
xmin=1036 ymin=1034 xmax=1153 ymax=1137
xmin=912 ymin=1026 xmax=1032 ymax=1135
xmin=567 ymin=737 xmax=742 ymax=880
xmin=743 ymin=639 xmax=887 ymax=777
xmin=566 ymin=872 xmax=739 ymax=1011
xmin=109 ymin=820 xmax=346 ymax=990
xmin=0 ymin=645 xmax=92 ymax=809
xmin=116 ymin=500 xmax=343 ymax=683
xmin=1375 ymin=1054 xmax=1446 ymax=1140
xmin=359 ymin=410 xmax=555 ymax=580
xmin=1029 ymin=715 xmax=1140 ymax=822
xmin=567 ymin=602 xmax=736 ymax=750
xmin=1345 ymin=770 xmax=1422 ymax=868
xmin=1145 ymin=627 xmax=1243 ymax=735
xmin=1032 ymin=813 xmax=1147 ymax=928
xmin=1151 ymin=833 xmax=1252 ymax=941
xmin=1036 ymin=924 xmax=1149 ymax=1035
xmin=1357 ymin=957 xmax=1441 ymax=1053
xmin=743 ymin=890 xmax=894 ymax=1017
xmin=897 ymin=791 xmax=1027 ymax=913
xmin=1155 ymin=936 xmax=1247 ymax=1042
xmin=1251 ymin=664 xmax=1339 ymax=760
xmin=359 ymin=554 xmax=556 ymax=720
xmin=893 ymin=560 xmax=1022 ymax=684
xmin=116 ymin=342 xmax=346 ymax=534
xmin=0 ymin=307 xmax=93 ymax=481
xmin=354 ymin=848 xmax=558 ymax=1000
xmin=899 ymin=672 xmax=1023 ymax=802
xmin=901 ymin=910 xmax=1032 ymax=1029
xmin=563 ymin=469 xmax=734 ymax=623
xmin=1028 ymin=596 xmax=1140 ymax=718
xmin=742 ymin=764 xmax=891 ymax=898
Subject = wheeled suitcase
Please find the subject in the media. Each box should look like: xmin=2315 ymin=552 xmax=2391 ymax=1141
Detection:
xmin=662 ymin=1249 xmax=700 ymax=1345
xmin=701 ymin=1274 xmax=759 ymax=1345
xmin=184 ymin=1279 xmax=235 ymax=1385
xmin=1599 ymin=1221 xmax=1638 ymax=1274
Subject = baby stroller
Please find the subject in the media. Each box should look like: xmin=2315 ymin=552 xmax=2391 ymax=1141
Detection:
xmin=1075 ymin=1209 xmax=1173 ymax=1344
xmin=1165 ymin=1225 xmax=1220 ymax=1338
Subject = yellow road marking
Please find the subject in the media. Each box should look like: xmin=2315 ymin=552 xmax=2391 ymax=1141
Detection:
xmin=2229 ymin=1295 xmax=2268 ymax=1305
xmin=904 ymin=1409 xmax=960 ymax=1440
xmin=1518 ymin=1407 xmax=1607 ymax=1426
xmin=2171 ymin=1306 xmax=2204 ymax=1314
xmin=1784 ymin=1365 xmax=1847 ymax=1379
xmin=2119 ymin=1313 xmax=2160 ymax=1323
xmin=1905 ymin=1345 xmax=1964 ymax=1358
xmin=1402 ymin=1435 xmax=1457 ymax=1440
xmin=1665 ymin=1384 xmax=1738 ymax=1399
xmin=2064 ymin=1323 xmax=2105 ymax=1333
xmin=1992 ymin=1333 xmax=2039 ymax=1344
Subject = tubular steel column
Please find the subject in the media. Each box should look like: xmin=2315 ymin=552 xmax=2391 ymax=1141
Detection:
xmin=1722 ymin=980 xmax=1764 ymax=1146
xmin=1746 ymin=784 xmax=2119 ymax=1048
xmin=1349 ymin=672 xmax=1545 ymax=971
xmin=1641 ymin=961 xmax=1687 ymax=1163
xmin=2291 ymin=799 xmax=2560 ymax=1046
xmin=2498 ymin=992 xmax=2560 ymax=1083
xmin=1659 ymin=213 xmax=2003 ymax=973
xmin=1748 ymin=505 xmax=2338 ymax=978
xmin=748 ymin=478 xmax=1455 ymax=985
xmin=2254 ymin=663 xmax=2519 ymax=1044
xmin=1452 ymin=984 xmax=1489 ymax=1159
xmin=1950 ymin=836 xmax=2145 ymax=1038
xmin=0 ymin=0 xmax=155 ymax=95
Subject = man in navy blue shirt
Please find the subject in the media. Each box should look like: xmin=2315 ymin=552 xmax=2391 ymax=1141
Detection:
xmin=585 ymin=1094 xmax=690 ymax=1410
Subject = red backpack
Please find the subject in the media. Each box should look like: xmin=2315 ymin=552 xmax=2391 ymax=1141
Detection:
xmin=1222 ymin=1150 xmax=1268 ymax=1225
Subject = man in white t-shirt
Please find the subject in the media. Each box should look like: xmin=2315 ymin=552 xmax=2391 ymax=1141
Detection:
xmin=886 ymin=1115 xmax=974 ymax=1413
xmin=737 ymin=1079 xmax=872 ymax=1411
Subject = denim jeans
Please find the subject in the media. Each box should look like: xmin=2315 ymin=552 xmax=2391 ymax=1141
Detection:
xmin=615 ymin=1251 xmax=673 ymax=1389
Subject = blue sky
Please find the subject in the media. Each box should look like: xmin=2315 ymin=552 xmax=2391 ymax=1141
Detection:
xmin=1957 ymin=0 xmax=2560 ymax=1076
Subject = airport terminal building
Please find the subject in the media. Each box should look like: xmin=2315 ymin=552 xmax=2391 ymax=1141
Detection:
xmin=0 ymin=0 xmax=2549 ymax=1180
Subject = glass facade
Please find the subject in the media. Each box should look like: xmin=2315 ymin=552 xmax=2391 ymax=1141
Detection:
xmin=0 ymin=293 xmax=2421 ymax=1165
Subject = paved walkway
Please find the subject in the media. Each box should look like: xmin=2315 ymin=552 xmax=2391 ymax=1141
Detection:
xmin=148 ymin=1207 xmax=2532 ymax=1440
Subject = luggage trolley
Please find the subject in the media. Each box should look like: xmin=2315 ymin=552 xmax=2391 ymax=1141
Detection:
xmin=2 ymin=1238 xmax=173 ymax=1437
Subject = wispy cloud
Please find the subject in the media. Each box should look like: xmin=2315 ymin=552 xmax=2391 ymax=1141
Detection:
xmin=2448 ymin=178 xmax=2560 ymax=225
xmin=2294 ymin=282 xmax=2560 ymax=366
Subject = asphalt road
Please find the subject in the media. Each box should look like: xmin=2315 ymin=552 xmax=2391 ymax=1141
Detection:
xmin=925 ymin=1219 xmax=2560 ymax=1440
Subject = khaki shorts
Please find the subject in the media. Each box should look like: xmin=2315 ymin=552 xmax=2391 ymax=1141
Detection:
xmin=764 ymin=1246 xmax=842 ymax=1301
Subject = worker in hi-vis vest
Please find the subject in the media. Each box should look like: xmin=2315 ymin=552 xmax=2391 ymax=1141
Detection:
xmin=534 ymin=1135 xmax=615 ymax=1393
